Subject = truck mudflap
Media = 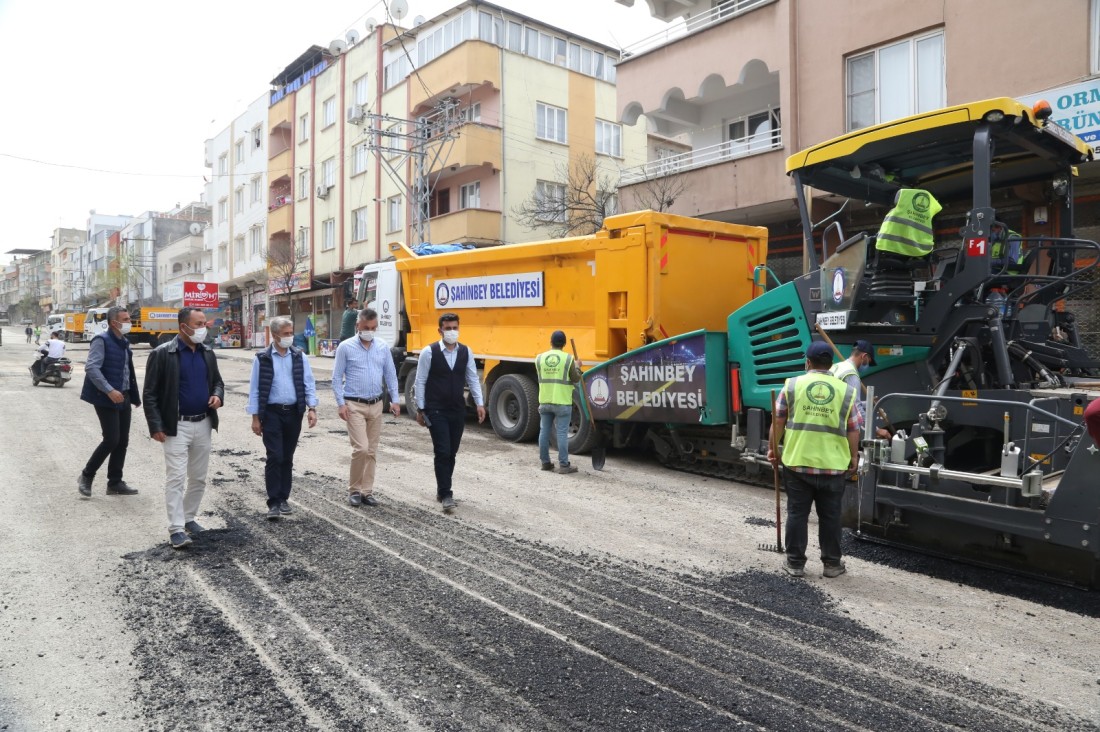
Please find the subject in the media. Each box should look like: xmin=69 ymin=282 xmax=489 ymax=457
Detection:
xmin=582 ymin=330 xmax=730 ymax=426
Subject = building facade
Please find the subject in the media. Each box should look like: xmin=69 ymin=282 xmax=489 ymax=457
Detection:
xmin=50 ymin=227 xmax=86 ymax=312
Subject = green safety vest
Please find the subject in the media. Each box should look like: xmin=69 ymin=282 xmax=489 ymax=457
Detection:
xmin=991 ymin=229 xmax=1026 ymax=265
xmin=829 ymin=359 xmax=858 ymax=383
xmin=781 ymin=372 xmax=856 ymax=471
xmin=875 ymin=189 xmax=942 ymax=257
xmin=536 ymin=349 xmax=576 ymax=405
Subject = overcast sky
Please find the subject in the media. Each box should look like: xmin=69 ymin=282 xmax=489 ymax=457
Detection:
xmin=0 ymin=0 xmax=669 ymax=261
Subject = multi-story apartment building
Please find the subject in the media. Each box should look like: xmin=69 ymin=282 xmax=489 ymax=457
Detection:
xmin=204 ymin=94 xmax=270 ymax=347
xmin=83 ymin=212 xmax=132 ymax=307
xmin=614 ymin=0 xmax=1100 ymax=281
xmin=115 ymin=205 xmax=210 ymax=311
xmin=264 ymin=0 xmax=645 ymax=344
xmin=50 ymin=228 xmax=87 ymax=312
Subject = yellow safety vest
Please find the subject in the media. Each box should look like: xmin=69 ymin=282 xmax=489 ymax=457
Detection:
xmin=875 ymin=189 xmax=942 ymax=257
xmin=781 ymin=372 xmax=856 ymax=471
xmin=829 ymin=359 xmax=858 ymax=383
xmin=536 ymin=349 xmax=575 ymax=405
xmin=991 ymin=229 xmax=1026 ymax=266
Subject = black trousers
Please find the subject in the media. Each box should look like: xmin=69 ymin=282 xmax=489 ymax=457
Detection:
xmin=261 ymin=405 xmax=304 ymax=507
xmin=83 ymin=406 xmax=132 ymax=486
xmin=782 ymin=468 xmax=846 ymax=567
xmin=425 ymin=408 xmax=466 ymax=500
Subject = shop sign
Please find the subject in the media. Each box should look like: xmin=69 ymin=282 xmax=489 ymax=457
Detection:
xmin=183 ymin=281 xmax=219 ymax=308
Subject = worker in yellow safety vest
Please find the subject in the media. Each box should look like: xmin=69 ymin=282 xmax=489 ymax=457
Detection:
xmin=768 ymin=341 xmax=860 ymax=579
xmin=535 ymin=330 xmax=582 ymax=474
xmin=875 ymin=188 xmax=942 ymax=257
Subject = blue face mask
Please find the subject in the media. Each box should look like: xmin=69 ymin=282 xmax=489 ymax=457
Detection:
xmin=858 ymin=364 xmax=870 ymax=374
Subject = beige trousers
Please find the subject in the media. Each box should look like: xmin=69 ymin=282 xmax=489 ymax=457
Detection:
xmin=346 ymin=400 xmax=384 ymax=495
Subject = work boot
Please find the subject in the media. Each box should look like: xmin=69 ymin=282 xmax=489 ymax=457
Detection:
xmin=557 ymin=464 xmax=578 ymax=474
xmin=541 ymin=462 xmax=554 ymax=471
xmin=77 ymin=473 xmax=92 ymax=498
xmin=783 ymin=560 xmax=805 ymax=578
xmin=441 ymin=496 xmax=456 ymax=512
xmin=823 ymin=562 xmax=847 ymax=578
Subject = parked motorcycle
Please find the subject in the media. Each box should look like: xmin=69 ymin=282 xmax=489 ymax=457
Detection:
xmin=30 ymin=354 xmax=72 ymax=387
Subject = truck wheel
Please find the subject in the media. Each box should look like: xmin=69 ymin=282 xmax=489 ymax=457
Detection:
xmin=552 ymin=393 xmax=598 ymax=455
xmin=403 ymin=375 xmax=418 ymax=420
xmin=489 ymin=374 xmax=539 ymax=442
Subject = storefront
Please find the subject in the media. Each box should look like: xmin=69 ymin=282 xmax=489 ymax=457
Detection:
xmin=270 ymin=287 xmax=335 ymax=356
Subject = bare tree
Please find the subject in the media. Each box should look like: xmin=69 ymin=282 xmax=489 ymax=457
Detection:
xmin=266 ymin=239 xmax=308 ymax=314
xmin=512 ymin=155 xmax=619 ymax=239
xmin=624 ymin=171 xmax=688 ymax=213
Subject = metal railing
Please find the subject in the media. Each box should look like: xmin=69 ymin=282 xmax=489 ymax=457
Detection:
xmin=621 ymin=0 xmax=775 ymax=59
xmin=619 ymin=129 xmax=782 ymax=186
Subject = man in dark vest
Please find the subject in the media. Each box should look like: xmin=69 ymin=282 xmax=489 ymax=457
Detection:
xmin=78 ymin=306 xmax=141 ymax=498
xmin=414 ymin=312 xmax=485 ymax=512
xmin=246 ymin=316 xmax=319 ymax=520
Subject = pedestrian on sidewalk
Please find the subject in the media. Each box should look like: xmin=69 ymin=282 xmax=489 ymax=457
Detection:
xmin=332 ymin=307 xmax=400 ymax=507
xmin=340 ymin=299 xmax=358 ymax=341
xmin=33 ymin=325 xmax=41 ymax=344
xmin=143 ymin=307 xmax=225 ymax=550
xmin=77 ymin=307 xmax=141 ymax=498
xmin=24 ymin=325 xmax=32 ymax=343
xmin=768 ymin=341 xmax=859 ymax=579
xmin=536 ymin=330 xmax=582 ymax=474
xmin=247 ymin=316 xmax=318 ymax=520
xmin=414 ymin=312 xmax=485 ymax=512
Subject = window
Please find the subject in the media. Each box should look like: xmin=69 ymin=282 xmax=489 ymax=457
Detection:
xmin=252 ymin=125 xmax=263 ymax=150
xmin=352 ymin=142 xmax=369 ymax=175
xmin=234 ymin=187 xmax=244 ymax=213
xmin=568 ymin=43 xmax=581 ymax=72
xmin=322 ymin=158 xmax=336 ymax=187
xmin=351 ymin=207 xmax=369 ymax=242
xmin=526 ymin=28 xmax=538 ymax=56
xmin=235 ymin=235 xmax=245 ymax=261
xmin=507 ymin=21 xmax=523 ymax=52
xmin=218 ymin=153 xmax=227 ymax=176
xmin=461 ymin=103 xmax=481 ymax=124
xmin=353 ymin=75 xmax=370 ymax=106
xmin=581 ymin=48 xmax=593 ymax=75
xmin=604 ymin=55 xmax=617 ymax=83
xmin=322 ymin=97 xmax=336 ymax=128
xmin=604 ymin=192 xmax=619 ymax=216
xmin=727 ymin=109 xmax=781 ymax=153
xmin=459 ymin=181 xmax=480 ymax=209
xmin=250 ymin=226 xmax=263 ymax=255
xmin=234 ymin=139 xmax=244 ymax=164
xmin=218 ymin=243 xmax=227 ymax=270
xmin=387 ymin=196 xmax=402 ymax=233
xmin=538 ymin=32 xmax=553 ymax=63
xmin=218 ymin=198 xmax=227 ymax=223
xmin=321 ymin=219 xmax=335 ymax=251
xmin=299 ymin=113 xmax=310 ymax=142
xmin=298 ymin=169 xmax=310 ymax=199
xmin=250 ymin=177 xmax=261 ymax=203
xmin=846 ymin=30 xmax=944 ymax=131
xmin=535 ymin=181 xmax=566 ymax=222
xmin=430 ymin=188 xmax=451 ymax=217
xmin=536 ymin=103 xmax=567 ymax=144
xmin=595 ymin=120 xmax=622 ymax=157
xmin=296 ymin=228 xmax=309 ymax=258
xmin=554 ymin=37 xmax=567 ymax=67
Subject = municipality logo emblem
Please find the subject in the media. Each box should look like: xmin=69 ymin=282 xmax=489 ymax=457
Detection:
xmin=912 ymin=191 xmax=931 ymax=214
xmin=588 ymin=375 xmax=610 ymax=407
xmin=831 ymin=268 xmax=845 ymax=303
xmin=435 ymin=282 xmax=450 ymax=307
xmin=807 ymin=381 xmax=836 ymax=405
xmin=545 ymin=353 xmax=561 ymax=368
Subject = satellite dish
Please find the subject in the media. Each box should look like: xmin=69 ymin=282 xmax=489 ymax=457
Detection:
xmin=346 ymin=29 xmax=360 ymax=45
xmin=328 ymin=39 xmax=348 ymax=56
xmin=365 ymin=17 xmax=377 ymax=33
xmin=189 ymin=222 xmax=203 ymax=236
xmin=413 ymin=14 xmax=426 ymax=26
xmin=389 ymin=0 xmax=408 ymax=21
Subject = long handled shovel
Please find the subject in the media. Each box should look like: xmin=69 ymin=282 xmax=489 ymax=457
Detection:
xmin=759 ymin=389 xmax=784 ymax=553
xmin=571 ymin=339 xmax=605 ymax=470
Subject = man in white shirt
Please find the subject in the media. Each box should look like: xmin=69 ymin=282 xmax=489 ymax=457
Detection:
xmin=35 ymin=331 xmax=66 ymax=377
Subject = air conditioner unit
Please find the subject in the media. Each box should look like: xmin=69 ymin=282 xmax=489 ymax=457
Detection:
xmin=347 ymin=105 xmax=366 ymax=124
xmin=316 ymin=185 xmax=330 ymax=199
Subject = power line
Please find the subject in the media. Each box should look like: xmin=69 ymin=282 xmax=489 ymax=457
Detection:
xmin=0 ymin=152 xmax=202 ymax=179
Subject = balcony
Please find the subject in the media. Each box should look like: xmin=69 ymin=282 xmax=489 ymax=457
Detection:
xmin=267 ymin=201 xmax=292 ymax=235
xmin=428 ymin=208 xmax=501 ymax=246
xmin=427 ymin=124 xmax=501 ymax=180
xmin=620 ymin=128 xmax=782 ymax=185
xmin=620 ymin=0 xmax=777 ymax=58
xmin=410 ymin=41 xmax=501 ymax=112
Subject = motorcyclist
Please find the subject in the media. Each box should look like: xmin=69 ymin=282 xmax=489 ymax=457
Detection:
xmin=34 ymin=331 xmax=66 ymax=378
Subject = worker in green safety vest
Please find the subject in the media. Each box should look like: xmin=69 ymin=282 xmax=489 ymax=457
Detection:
xmin=768 ymin=341 xmax=860 ymax=579
xmin=990 ymin=223 xmax=1028 ymax=271
xmin=875 ymin=188 xmax=942 ymax=257
xmin=535 ymin=330 xmax=582 ymax=474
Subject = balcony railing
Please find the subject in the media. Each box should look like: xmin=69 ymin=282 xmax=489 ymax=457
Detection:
xmin=621 ymin=0 xmax=775 ymax=59
xmin=619 ymin=128 xmax=782 ymax=186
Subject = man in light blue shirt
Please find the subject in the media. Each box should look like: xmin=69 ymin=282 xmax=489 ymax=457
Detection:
xmin=332 ymin=308 xmax=400 ymax=507
xmin=246 ymin=316 xmax=318 ymax=520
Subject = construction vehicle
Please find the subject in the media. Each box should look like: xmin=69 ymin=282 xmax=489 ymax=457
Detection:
xmin=127 ymin=307 xmax=178 ymax=346
xmin=46 ymin=313 xmax=65 ymax=337
xmin=60 ymin=312 xmax=86 ymax=342
xmin=83 ymin=308 xmax=110 ymax=342
xmin=584 ymin=98 xmax=1100 ymax=587
xmin=357 ymin=211 xmax=768 ymax=446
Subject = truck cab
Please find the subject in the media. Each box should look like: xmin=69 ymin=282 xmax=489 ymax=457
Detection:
xmin=83 ymin=308 xmax=110 ymax=341
xmin=46 ymin=313 xmax=64 ymax=336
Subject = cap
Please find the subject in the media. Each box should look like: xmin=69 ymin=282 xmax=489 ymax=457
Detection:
xmin=550 ymin=330 xmax=567 ymax=347
xmin=852 ymin=339 xmax=877 ymax=366
xmin=806 ymin=341 xmax=834 ymax=360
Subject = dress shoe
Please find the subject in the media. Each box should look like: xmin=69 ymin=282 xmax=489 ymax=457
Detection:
xmin=106 ymin=481 xmax=139 ymax=496
xmin=279 ymin=501 xmax=293 ymax=515
xmin=363 ymin=495 xmax=379 ymax=507
xmin=77 ymin=473 xmax=92 ymax=498
xmin=169 ymin=532 xmax=192 ymax=549
xmin=184 ymin=521 xmax=206 ymax=534
xmin=348 ymin=492 xmax=363 ymax=507
xmin=267 ymin=505 xmax=282 ymax=520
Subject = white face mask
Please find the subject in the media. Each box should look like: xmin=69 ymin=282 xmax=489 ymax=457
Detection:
xmin=442 ymin=330 xmax=459 ymax=345
xmin=188 ymin=327 xmax=208 ymax=344
xmin=358 ymin=330 xmax=375 ymax=342
xmin=115 ymin=322 xmax=132 ymax=335
xmin=278 ymin=336 xmax=294 ymax=349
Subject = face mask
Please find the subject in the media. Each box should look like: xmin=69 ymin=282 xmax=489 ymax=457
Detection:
xmin=858 ymin=365 xmax=870 ymax=374
xmin=358 ymin=331 xmax=375 ymax=342
xmin=188 ymin=327 xmax=208 ymax=344
xmin=442 ymin=330 xmax=459 ymax=345
xmin=278 ymin=336 xmax=294 ymax=349
xmin=115 ymin=322 xmax=132 ymax=335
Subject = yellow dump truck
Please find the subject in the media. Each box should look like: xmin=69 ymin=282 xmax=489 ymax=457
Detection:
xmin=358 ymin=210 xmax=768 ymax=446
xmin=128 ymin=307 xmax=179 ymax=346
xmin=61 ymin=312 xmax=86 ymax=342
